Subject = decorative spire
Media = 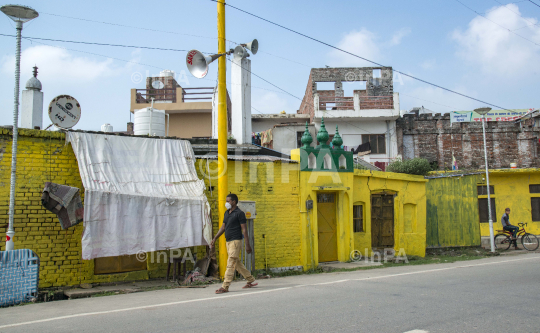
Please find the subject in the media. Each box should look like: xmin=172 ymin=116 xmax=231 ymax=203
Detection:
xmin=301 ymin=122 xmax=313 ymax=149
xmin=332 ymin=125 xmax=343 ymax=150
xmin=316 ymin=117 xmax=329 ymax=147
xmin=32 ymin=65 xmax=38 ymax=78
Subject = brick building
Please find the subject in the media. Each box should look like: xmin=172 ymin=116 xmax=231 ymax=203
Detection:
xmin=297 ymin=67 xmax=400 ymax=167
xmin=396 ymin=113 xmax=540 ymax=170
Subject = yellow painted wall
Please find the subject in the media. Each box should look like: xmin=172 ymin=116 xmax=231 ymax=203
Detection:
xmin=292 ymin=147 xmax=428 ymax=270
xmin=196 ymin=158 xmax=302 ymax=271
xmin=478 ymin=169 xmax=540 ymax=236
xmin=0 ymin=129 xmax=302 ymax=288
xmin=352 ymin=170 xmax=427 ymax=258
xmin=296 ymin=170 xmax=354 ymax=269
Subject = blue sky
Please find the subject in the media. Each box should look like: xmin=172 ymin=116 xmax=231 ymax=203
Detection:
xmin=1 ymin=0 xmax=539 ymax=131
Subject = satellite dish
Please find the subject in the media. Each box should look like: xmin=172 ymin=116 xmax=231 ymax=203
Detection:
xmin=244 ymin=39 xmax=258 ymax=55
xmin=233 ymin=45 xmax=247 ymax=59
xmin=48 ymin=95 xmax=81 ymax=129
xmin=152 ymin=80 xmax=164 ymax=89
xmin=186 ymin=49 xmax=225 ymax=79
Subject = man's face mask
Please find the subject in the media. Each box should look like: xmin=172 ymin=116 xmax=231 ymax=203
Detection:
xmin=225 ymin=202 xmax=232 ymax=210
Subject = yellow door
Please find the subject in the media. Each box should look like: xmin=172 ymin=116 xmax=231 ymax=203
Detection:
xmin=317 ymin=193 xmax=338 ymax=262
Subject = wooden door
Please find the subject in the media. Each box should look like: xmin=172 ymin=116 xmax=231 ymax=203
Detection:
xmin=371 ymin=194 xmax=395 ymax=248
xmin=317 ymin=193 xmax=338 ymax=262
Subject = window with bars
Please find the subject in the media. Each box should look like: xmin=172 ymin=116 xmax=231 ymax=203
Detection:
xmin=478 ymin=198 xmax=497 ymax=223
xmin=529 ymin=185 xmax=540 ymax=193
xmin=317 ymin=193 xmax=335 ymax=203
xmin=477 ymin=186 xmax=495 ymax=196
xmin=531 ymin=198 xmax=540 ymax=221
xmin=353 ymin=204 xmax=364 ymax=232
xmin=362 ymin=134 xmax=386 ymax=154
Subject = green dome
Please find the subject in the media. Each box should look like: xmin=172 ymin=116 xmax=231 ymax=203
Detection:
xmin=332 ymin=125 xmax=343 ymax=149
xmin=301 ymin=122 xmax=313 ymax=149
xmin=317 ymin=118 xmax=329 ymax=147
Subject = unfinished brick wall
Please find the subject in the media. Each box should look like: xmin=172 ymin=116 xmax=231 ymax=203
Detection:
xmin=397 ymin=113 xmax=540 ymax=170
xmin=298 ymin=67 xmax=394 ymax=122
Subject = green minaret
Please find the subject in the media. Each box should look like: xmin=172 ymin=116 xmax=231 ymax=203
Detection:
xmin=332 ymin=125 xmax=343 ymax=150
xmin=301 ymin=122 xmax=313 ymax=149
xmin=316 ymin=117 xmax=329 ymax=147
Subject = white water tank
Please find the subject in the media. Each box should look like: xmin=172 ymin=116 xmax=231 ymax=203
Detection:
xmin=134 ymin=107 xmax=166 ymax=136
xmin=101 ymin=123 xmax=113 ymax=132
xmin=159 ymin=70 xmax=175 ymax=77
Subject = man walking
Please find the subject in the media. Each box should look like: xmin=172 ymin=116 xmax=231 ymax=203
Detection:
xmin=501 ymin=208 xmax=519 ymax=249
xmin=211 ymin=193 xmax=257 ymax=294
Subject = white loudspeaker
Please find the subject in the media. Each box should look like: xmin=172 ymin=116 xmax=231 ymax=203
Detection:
xmin=244 ymin=39 xmax=258 ymax=55
xmin=233 ymin=45 xmax=247 ymax=59
xmin=186 ymin=49 xmax=224 ymax=79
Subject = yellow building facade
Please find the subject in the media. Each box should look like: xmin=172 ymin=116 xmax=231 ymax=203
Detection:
xmin=478 ymin=169 xmax=540 ymax=236
xmin=1 ymin=127 xmax=427 ymax=287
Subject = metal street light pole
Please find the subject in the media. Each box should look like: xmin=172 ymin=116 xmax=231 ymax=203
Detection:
xmin=1 ymin=5 xmax=39 ymax=250
xmin=475 ymin=107 xmax=495 ymax=253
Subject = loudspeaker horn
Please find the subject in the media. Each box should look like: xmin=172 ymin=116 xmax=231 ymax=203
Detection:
xmin=186 ymin=49 xmax=224 ymax=79
xmin=243 ymin=39 xmax=258 ymax=55
xmin=233 ymin=45 xmax=247 ymax=59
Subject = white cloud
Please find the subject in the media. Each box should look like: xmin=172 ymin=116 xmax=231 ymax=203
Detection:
xmin=328 ymin=29 xmax=381 ymax=67
xmin=452 ymin=4 xmax=540 ymax=76
xmin=1 ymin=45 xmax=121 ymax=83
xmin=388 ymin=27 xmax=411 ymax=46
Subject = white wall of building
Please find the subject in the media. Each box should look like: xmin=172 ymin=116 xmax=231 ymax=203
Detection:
xmin=20 ymin=89 xmax=43 ymax=129
xmin=272 ymin=124 xmax=316 ymax=156
xmin=313 ymin=119 xmax=398 ymax=163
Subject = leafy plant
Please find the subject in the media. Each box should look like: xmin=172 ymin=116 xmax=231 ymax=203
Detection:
xmin=386 ymin=158 xmax=433 ymax=176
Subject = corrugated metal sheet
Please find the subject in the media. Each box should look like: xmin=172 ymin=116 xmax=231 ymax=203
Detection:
xmin=426 ymin=174 xmax=482 ymax=247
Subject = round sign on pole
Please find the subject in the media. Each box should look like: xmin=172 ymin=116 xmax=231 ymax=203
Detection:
xmin=48 ymin=95 xmax=81 ymax=129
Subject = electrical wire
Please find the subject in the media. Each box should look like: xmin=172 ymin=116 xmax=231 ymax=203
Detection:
xmin=211 ymin=0 xmax=510 ymax=111
xmin=529 ymin=0 xmax=540 ymax=8
xmin=454 ymin=0 xmax=540 ymax=47
xmin=492 ymin=0 xmax=540 ymax=30
xmin=40 ymin=11 xmax=217 ymax=40
xmin=0 ymin=33 xmax=190 ymax=52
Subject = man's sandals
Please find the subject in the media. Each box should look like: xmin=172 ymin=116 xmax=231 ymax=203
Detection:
xmin=215 ymin=282 xmax=258 ymax=294
xmin=215 ymin=287 xmax=228 ymax=294
xmin=242 ymin=282 xmax=258 ymax=289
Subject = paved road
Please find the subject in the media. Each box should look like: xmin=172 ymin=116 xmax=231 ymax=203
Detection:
xmin=1 ymin=254 xmax=539 ymax=333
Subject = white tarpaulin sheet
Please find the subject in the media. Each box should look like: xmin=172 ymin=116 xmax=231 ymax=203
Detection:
xmin=66 ymin=132 xmax=212 ymax=260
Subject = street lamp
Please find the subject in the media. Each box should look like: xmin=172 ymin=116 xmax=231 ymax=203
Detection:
xmin=475 ymin=107 xmax=495 ymax=253
xmin=1 ymin=4 xmax=39 ymax=250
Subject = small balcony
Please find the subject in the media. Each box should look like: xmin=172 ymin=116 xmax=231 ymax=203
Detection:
xmin=130 ymin=87 xmax=214 ymax=114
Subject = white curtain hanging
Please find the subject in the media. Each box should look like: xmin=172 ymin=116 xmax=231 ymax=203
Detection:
xmin=67 ymin=132 xmax=212 ymax=260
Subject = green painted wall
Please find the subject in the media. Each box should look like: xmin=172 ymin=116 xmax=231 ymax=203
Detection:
xmin=426 ymin=175 xmax=481 ymax=247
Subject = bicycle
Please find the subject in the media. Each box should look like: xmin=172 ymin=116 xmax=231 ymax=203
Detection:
xmin=494 ymin=222 xmax=539 ymax=251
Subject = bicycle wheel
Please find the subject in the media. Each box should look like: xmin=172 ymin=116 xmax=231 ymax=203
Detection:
xmin=521 ymin=233 xmax=539 ymax=251
xmin=494 ymin=234 xmax=512 ymax=250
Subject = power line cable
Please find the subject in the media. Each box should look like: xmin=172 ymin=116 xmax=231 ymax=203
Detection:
xmin=40 ymin=11 xmax=314 ymax=68
xmin=529 ymin=0 xmax=540 ymax=8
xmin=210 ymin=0 xmax=510 ymax=110
xmin=0 ymin=33 xmax=190 ymax=52
xmin=40 ymin=12 xmax=217 ymax=40
xmin=454 ymin=0 xmax=540 ymax=47
xmin=492 ymin=0 xmax=540 ymax=30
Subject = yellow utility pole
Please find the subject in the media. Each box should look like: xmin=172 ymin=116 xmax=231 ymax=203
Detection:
xmin=217 ymin=0 xmax=228 ymax=278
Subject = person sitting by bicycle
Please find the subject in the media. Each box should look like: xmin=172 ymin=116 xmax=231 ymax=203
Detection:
xmin=501 ymin=208 xmax=518 ymax=240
